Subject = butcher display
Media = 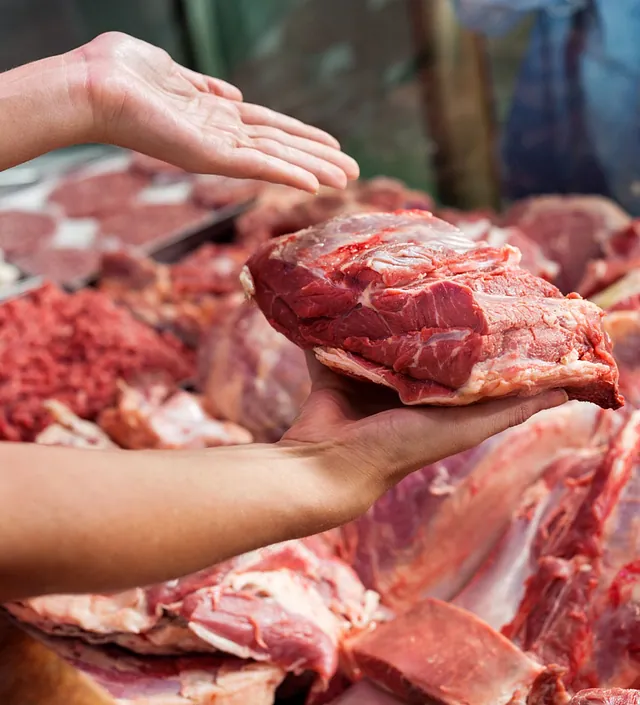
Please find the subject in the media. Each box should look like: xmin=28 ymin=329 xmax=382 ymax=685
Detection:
xmin=243 ymin=210 xmax=622 ymax=408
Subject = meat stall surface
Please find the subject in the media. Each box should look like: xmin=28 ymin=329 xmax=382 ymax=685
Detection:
xmin=243 ymin=210 xmax=622 ymax=408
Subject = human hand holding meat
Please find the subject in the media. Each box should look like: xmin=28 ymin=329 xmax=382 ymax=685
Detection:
xmin=281 ymin=352 xmax=568 ymax=524
xmin=0 ymin=32 xmax=358 ymax=191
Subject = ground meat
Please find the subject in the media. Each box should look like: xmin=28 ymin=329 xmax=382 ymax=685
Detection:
xmin=0 ymin=283 xmax=194 ymax=441
xmin=48 ymin=171 xmax=150 ymax=219
xmin=0 ymin=210 xmax=56 ymax=258
xmin=99 ymin=203 xmax=209 ymax=248
xmin=170 ymin=243 xmax=250 ymax=296
xmin=15 ymin=247 xmax=101 ymax=285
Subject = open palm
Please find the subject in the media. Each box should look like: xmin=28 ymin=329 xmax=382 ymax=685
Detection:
xmin=77 ymin=33 xmax=358 ymax=191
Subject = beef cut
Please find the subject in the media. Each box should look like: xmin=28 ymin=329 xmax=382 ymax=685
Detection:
xmin=197 ymin=302 xmax=311 ymax=442
xmin=0 ymin=210 xmax=56 ymax=257
xmin=502 ymin=195 xmax=630 ymax=294
xmin=332 ymin=402 xmax=614 ymax=610
xmin=243 ymin=210 xmax=622 ymax=409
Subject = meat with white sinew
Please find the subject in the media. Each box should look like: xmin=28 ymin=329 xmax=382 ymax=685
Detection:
xmin=243 ymin=210 xmax=622 ymax=409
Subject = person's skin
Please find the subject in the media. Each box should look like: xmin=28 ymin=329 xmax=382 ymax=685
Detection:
xmin=0 ymin=32 xmax=569 ymax=603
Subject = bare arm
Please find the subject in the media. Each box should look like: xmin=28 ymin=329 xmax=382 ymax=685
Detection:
xmin=0 ymin=32 xmax=358 ymax=190
xmin=0 ymin=442 xmax=329 ymax=602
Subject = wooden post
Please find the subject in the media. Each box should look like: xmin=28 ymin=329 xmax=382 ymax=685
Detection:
xmin=408 ymin=0 xmax=500 ymax=210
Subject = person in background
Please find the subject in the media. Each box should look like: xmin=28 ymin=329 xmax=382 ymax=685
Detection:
xmin=0 ymin=32 xmax=567 ymax=603
xmin=455 ymin=0 xmax=640 ymax=214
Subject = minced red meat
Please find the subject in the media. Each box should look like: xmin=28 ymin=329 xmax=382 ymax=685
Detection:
xmin=0 ymin=283 xmax=195 ymax=441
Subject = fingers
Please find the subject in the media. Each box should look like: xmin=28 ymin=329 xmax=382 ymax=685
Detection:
xmin=248 ymin=138 xmax=348 ymax=190
xmin=247 ymin=125 xmax=359 ymax=182
xmin=238 ymin=102 xmax=342 ymax=150
xmin=446 ymin=390 xmax=569 ymax=452
xmin=180 ymin=66 xmax=243 ymax=101
xmin=212 ymin=146 xmax=320 ymax=193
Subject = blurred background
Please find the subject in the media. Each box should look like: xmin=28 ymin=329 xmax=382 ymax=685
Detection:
xmin=2 ymin=0 xmax=637 ymax=214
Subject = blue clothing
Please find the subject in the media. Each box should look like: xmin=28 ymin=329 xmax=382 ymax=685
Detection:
xmin=454 ymin=0 xmax=640 ymax=215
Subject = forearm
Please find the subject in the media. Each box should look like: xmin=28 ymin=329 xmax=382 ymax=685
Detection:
xmin=0 ymin=52 xmax=91 ymax=171
xmin=0 ymin=441 xmax=331 ymax=602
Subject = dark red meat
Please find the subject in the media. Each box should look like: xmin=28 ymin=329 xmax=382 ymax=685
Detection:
xmin=48 ymin=170 xmax=150 ymax=219
xmin=244 ymin=210 xmax=622 ymax=409
xmin=0 ymin=283 xmax=194 ymax=441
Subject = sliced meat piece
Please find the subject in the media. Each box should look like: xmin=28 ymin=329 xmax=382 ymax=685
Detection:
xmin=7 ymin=540 xmax=378 ymax=686
xmin=98 ymin=381 xmax=253 ymax=450
xmin=99 ymin=203 xmax=209 ymax=248
xmin=41 ymin=637 xmax=286 ymax=705
xmin=503 ymin=195 xmax=630 ymax=294
xmin=591 ymin=270 xmax=640 ymax=313
xmin=197 ymin=301 xmax=310 ymax=442
xmin=36 ymin=400 xmax=118 ymax=449
xmin=350 ymin=598 xmax=549 ymax=705
xmin=170 ymin=244 xmax=250 ymax=296
xmin=0 ymin=210 xmax=56 ymax=257
xmin=192 ymin=175 xmax=265 ymax=210
xmin=335 ymin=402 xmax=614 ymax=611
xmin=15 ymin=247 xmax=100 ymax=285
xmin=244 ymin=210 xmax=622 ymax=409
xmin=48 ymin=171 xmax=150 ymax=219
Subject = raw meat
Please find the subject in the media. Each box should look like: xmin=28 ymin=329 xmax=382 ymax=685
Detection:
xmin=98 ymin=380 xmax=253 ymax=450
xmin=48 ymin=171 xmax=150 ymax=219
xmin=198 ymin=302 xmax=310 ymax=442
xmin=570 ymin=691 xmax=640 ymax=705
xmin=329 ymin=680 xmax=404 ymax=704
xmin=442 ymin=215 xmax=560 ymax=281
xmin=333 ymin=402 xmax=614 ymax=610
xmin=603 ymin=311 xmax=640 ymax=406
xmin=503 ymin=195 xmax=630 ymax=294
xmin=349 ymin=598 xmax=552 ymax=705
xmin=39 ymin=637 xmax=286 ymax=705
xmin=129 ymin=152 xmax=186 ymax=178
xmin=0 ymin=283 xmax=194 ymax=441
xmin=192 ymin=175 xmax=265 ymax=210
xmin=36 ymin=401 xmax=118 ymax=450
xmin=99 ymin=203 xmax=209 ymax=248
xmin=98 ymin=250 xmax=244 ymax=347
xmin=0 ymin=210 xmax=56 ymax=257
xmin=234 ymin=178 xmax=432 ymax=247
xmin=7 ymin=540 xmax=379 ymax=687
xmin=15 ymin=246 xmax=100 ymax=284
xmin=243 ymin=210 xmax=622 ymax=409
xmin=591 ymin=270 xmax=640 ymax=313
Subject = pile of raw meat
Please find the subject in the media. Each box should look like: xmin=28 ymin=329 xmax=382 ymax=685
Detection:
xmin=1 ymin=182 xmax=639 ymax=705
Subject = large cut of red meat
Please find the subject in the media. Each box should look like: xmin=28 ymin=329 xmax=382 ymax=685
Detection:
xmin=243 ymin=210 xmax=622 ymax=409
xmin=6 ymin=539 xmax=378 ymax=689
xmin=502 ymin=195 xmax=630 ymax=294
xmin=331 ymin=402 xmax=617 ymax=611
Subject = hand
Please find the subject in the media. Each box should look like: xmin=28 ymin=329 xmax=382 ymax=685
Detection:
xmin=70 ymin=32 xmax=358 ymax=192
xmin=281 ymin=353 xmax=568 ymax=523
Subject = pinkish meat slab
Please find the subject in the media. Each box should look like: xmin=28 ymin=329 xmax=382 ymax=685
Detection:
xmin=243 ymin=210 xmax=622 ymax=409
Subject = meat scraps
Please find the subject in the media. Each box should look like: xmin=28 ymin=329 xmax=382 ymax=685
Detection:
xmin=98 ymin=249 xmax=245 ymax=347
xmin=197 ymin=301 xmax=311 ymax=442
xmin=243 ymin=210 xmax=622 ymax=409
xmin=35 ymin=401 xmax=118 ymax=450
xmin=7 ymin=539 xmax=379 ymax=688
xmin=98 ymin=380 xmax=253 ymax=450
xmin=48 ymin=171 xmax=150 ymax=219
xmin=0 ymin=283 xmax=194 ymax=441
xmin=502 ymin=195 xmax=630 ymax=294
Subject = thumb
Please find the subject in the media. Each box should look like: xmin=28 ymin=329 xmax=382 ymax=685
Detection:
xmin=447 ymin=389 xmax=569 ymax=453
